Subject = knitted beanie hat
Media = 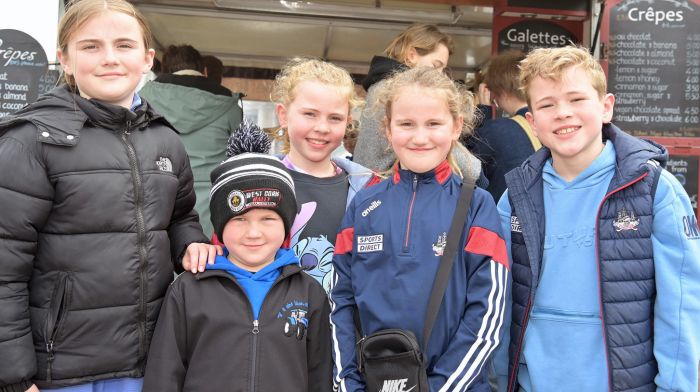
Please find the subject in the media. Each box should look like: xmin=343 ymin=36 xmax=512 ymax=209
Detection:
xmin=209 ymin=153 xmax=297 ymax=240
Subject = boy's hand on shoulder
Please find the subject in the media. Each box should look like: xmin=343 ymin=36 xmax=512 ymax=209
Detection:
xmin=26 ymin=385 xmax=39 ymax=392
xmin=182 ymin=243 xmax=223 ymax=273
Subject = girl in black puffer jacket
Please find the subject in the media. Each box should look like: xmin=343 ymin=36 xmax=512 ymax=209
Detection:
xmin=0 ymin=1 xmax=217 ymax=391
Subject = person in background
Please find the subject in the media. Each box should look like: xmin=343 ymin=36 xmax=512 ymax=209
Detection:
xmin=0 ymin=1 xmax=217 ymax=390
xmin=343 ymin=121 xmax=359 ymax=160
xmin=353 ymin=23 xmax=483 ymax=185
xmin=466 ymin=50 xmax=539 ymax=202
xmin=140 ymin=44 xmax=244 ymax=237
xmin=270 ymin=58 xmax=375 ymax=292
xmin=200 ymin=54 xmax=228 ymax=88
xmin=494 ymin=46 xmax=700 ymax=392
xmin=331 ymin=67 xmax=508 ymax=392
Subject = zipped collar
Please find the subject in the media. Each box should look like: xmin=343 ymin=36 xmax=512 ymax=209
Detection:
xmin=392 ymin=160 xmax=452 ymax=185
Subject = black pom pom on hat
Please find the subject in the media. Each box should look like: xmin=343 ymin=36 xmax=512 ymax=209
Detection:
xmin=226 ymin=119 xmax=272 ymax=157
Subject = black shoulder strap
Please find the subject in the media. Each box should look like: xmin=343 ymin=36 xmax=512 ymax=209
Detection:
xmin=422 ymin=177 xmax=476 ymax=351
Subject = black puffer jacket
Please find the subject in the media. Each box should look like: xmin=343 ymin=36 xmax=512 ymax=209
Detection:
xmin=0 ymin=86 xmax=208 ymax=391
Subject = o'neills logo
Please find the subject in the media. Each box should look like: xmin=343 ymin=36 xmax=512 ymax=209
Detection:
xmin=228 ymin=188 xmax=282 ymax=213
xmin=362 ymin=200 xmax=382 ymax=217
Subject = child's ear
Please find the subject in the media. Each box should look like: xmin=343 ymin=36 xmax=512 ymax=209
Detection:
xmin=451 ymin=115 xmax=464 ymax=140
xmin=383 ymin=116 xmax=392 ymax=140
xmin=275 ymin=104 xmax=288 ymax=128
xmin=143 ymin=48 xmax=156 ymax=74
xmin=406 ymin=47 xmax=418 ymax=67
xmin=56 ymin=49 xmax=73 ymax=76
xmin=601 ymin=93 xmax=615 ymax=123
xmin=525 ymin=111 xmax=538 ymax=137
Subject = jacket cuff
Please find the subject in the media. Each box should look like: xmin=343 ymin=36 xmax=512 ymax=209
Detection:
xmin=0 ymin=380 xmax=33 ymax=392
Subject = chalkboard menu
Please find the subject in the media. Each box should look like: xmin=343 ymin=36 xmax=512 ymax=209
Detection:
xmin=0 ymin=29 xmax=48 ymax=118
xmin=38 ymin=68 xmax=60 ymax=96
xmin=666 ymin=155 xmax=699 ymax=214
xmin=498 ymin=20 xmax=577 ymax=52
xmin=608 ymin=0 xmax=700 ymax=137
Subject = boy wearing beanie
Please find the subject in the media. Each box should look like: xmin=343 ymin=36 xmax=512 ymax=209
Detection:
xmin=143 ymin=153 xmax=332 ymax=392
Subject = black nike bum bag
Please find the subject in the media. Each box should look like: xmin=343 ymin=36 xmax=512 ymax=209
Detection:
xmin=354 ymin=180 xmax=475 ymax=392
xmin=357 ymin=328 xmax=428 ymax=392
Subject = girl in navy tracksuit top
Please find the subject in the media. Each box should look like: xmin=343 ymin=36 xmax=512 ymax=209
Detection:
xmin=330 ymin=67 xmax=510 ymax=392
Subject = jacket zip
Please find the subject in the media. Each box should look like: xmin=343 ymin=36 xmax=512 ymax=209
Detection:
xmin=594 ymin=172 xmax=649 ymax=392
xmin=403 ymin=175 xmax=418 ymax=252
xmin=218 ymin=268 xmax=302 ymax=392
xmin=45 ymin=274 xmax=68 ymax=382
xmin=46 ymin=310 xmax=67 ymax=383
xmin=507 ymin=297 xmax=532 ymax=392
xmin=250 ymin=319 xmax=260 ymax=392
xmin=120 ymin=121 xmax=149 ymax=364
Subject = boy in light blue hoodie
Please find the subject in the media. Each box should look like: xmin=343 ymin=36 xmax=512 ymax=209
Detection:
xmin=494 ymin=46 xmax=700 ymax=392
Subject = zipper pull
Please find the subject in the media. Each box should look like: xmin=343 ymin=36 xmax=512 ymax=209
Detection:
xmin=124 ymin=121 xmax=132 ymax=135
xmin=252 ymin=320 xmax=260 ymax=334
xmin=46 ymin=340 xmax=55 ymax=382
xmin=412 ymin=175 xmax=418 ymax=191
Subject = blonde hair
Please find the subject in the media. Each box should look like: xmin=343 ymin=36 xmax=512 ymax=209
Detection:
xmin=377 ymin=67 xmax=475 ymax=177
xmin=58 ymin=0 xmax=153 ymax=89
xmin=519 ymin=46 xmax=607 ymax=107
xmin=270 ymin=57 xmax=361 ymax=153
xmin=384 ymin=24 xmax=454 ymax=66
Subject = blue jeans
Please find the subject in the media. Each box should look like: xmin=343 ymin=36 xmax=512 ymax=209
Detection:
xmin=40 ymin=378 xmax=143 ymax=392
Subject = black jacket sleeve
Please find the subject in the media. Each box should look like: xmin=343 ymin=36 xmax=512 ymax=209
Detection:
xmin=143 ymin=277 xmax=188 ymax=392
xmin=307 ymin=286 xmax=333 ymax=392
xmin=0 ymin=125 xmax=54 ymax=391
xmin=168 ymin=143 xmax=208 ymax=272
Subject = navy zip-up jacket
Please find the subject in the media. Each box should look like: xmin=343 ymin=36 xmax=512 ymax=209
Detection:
xmin=330 ymin=161 xmax=510 ymax=392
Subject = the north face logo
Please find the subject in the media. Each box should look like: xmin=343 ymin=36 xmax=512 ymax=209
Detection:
xmin=379 ymin=378 xmax=415 ymax=392
xmin=155 ymin=156 xmax=172 ymax=172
